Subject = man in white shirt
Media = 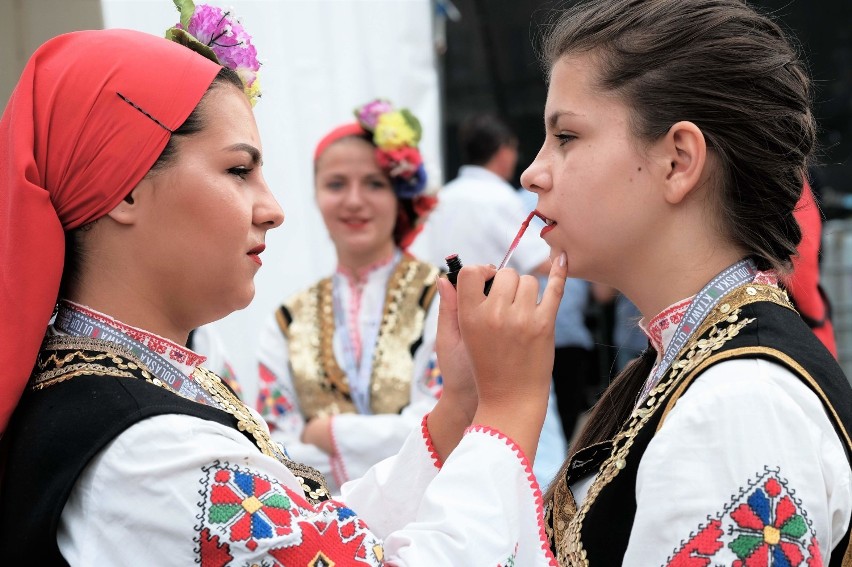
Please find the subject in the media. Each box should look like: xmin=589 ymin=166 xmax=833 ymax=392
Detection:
xmin=409 ymin=114 xmax=551 ymax=276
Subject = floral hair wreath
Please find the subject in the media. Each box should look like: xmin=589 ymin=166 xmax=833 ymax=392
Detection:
xmin=354 ymin=99 xmax=428 ymax=199
xmin=165 ymin=0 xmax=261 ymax=106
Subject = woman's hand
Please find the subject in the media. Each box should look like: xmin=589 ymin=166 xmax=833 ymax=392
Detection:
xmin=302 ymin=415 xmax=334 ymax=454
xmin=457 ymin=253 xmax=568 ymax=462
xmin=427 ymin=275 xmax=482 ymax=462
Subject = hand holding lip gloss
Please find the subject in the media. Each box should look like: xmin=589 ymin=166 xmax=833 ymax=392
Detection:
xmin=445 ymin=210 xmax=546 ymax=295
xmin=446 ymin=246 xmax=569 ymax=464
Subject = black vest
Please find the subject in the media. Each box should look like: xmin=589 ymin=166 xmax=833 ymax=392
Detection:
xmin=0 ymin=337 xmax=325 ymax=565
xmin=550 ymin=288 xmax=852 ymax=566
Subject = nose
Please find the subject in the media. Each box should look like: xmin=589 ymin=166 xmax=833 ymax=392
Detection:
xmin=342 ymin=183 xmax=366 ymax=208
xmin=520 ymin=145 xmax=551 ymax=195
xmin=256 ymin=175 xmax=284 ymax=229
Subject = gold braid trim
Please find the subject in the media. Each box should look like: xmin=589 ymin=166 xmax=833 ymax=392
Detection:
xmin=554 ymin=284 xmax=793 ymax=566
xmin=33 ymin=335 xmax=331 ymax=505
xmin=192 ymin=366 xmax=330 ymax=503
xmin=34 ymin=336 xmax=156 ymax=389
xmin=284 ymin=255 xmax=439 ymax=419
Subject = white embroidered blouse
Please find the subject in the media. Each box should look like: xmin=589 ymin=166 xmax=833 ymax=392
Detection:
xmin=56 ymin=302 xmax=557 ymax=565
xmin=572 ymin=280 xmax=852 ymax=565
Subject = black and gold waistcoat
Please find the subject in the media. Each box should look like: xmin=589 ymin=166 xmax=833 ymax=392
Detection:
xmin=546 ymin=285 xmax=852 ymax=566
xmin=0 ymin=335 xmax=330 ymax=565
xmin=277 ymin=254 xmax=439 ymax=419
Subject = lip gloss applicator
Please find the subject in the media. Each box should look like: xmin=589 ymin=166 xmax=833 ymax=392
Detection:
xmin=446 ymin=210 xmax=545 ymax=295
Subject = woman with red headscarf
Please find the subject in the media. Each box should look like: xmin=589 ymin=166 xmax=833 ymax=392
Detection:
xmin=255 ymin=102 xmax=443 ymax=494
xmin=0 ymin=5 xmax=568 ymax=565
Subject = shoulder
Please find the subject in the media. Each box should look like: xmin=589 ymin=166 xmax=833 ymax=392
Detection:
xmin=658 ymin=357 xmax=848 ymax=470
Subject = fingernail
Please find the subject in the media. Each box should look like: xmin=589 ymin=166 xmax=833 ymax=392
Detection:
xmin=559 ymin=252 xmax=566 ymax=267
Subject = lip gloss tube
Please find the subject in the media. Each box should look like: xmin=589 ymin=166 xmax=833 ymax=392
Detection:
xmin=444 ymin=210 xmax=543 ymax=296
xmin=445 ymin=254 xmax=494 ymax=295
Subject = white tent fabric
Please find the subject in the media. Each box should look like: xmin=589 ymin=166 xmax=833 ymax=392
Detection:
xmin=101 ymin=0 xmax=443 ymax=402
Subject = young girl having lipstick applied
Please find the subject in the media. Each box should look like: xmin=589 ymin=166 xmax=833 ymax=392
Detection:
xmin=443 ymin=0 xmax=852 ymax=564
xmin=256 ymin=101 xmax=443 ymax=493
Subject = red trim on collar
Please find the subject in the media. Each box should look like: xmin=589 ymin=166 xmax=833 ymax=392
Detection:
xmin=66 ymin=302 xmax=206 ymax=368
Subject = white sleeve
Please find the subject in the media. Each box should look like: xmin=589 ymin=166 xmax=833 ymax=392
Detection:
xmin=342 ymin=417 xmax=558 ymax=566
xmin=623 ymin=358 xmax=852 ymax=566
xmin=255 ymin=312 xmax=332 ymax=481
xmin=59 ymin=413 xmax=556 ymax=566
xmin=329 ymin=296 xmax=441 ymax=485
xmin=382 ymin=425 xmax=557 ymax=566
xmin=58 ymin=414 xmax=381 ymax=565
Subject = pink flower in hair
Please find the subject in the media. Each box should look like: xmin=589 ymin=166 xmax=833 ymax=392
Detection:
xmin=186 ymin=4 xmax=260 ymax=87
xmin=357 ymin=99 xmax=394 ymax=130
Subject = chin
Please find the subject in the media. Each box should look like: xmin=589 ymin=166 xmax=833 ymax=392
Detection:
xmin=219 ymin=285 xmax=256 ymax=318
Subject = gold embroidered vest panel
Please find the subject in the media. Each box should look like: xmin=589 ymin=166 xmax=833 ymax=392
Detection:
xmin=280 ymin=256 xmax=439 ymax=420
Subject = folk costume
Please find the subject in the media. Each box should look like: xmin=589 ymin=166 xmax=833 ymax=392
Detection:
xmin=256 ymin=105 xmax=444 ymax=493
xmin=257 ymin=251 xmax=443 ymax=492
xmin=546 ymin=262 xmax=852 ymax=566
xmin=0 ymin=26 xmax=557 ymax=566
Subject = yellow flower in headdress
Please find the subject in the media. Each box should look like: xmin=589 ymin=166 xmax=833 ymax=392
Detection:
xmin=243 ymin=74 xmax=262 ymax=107
xmin=374 ymin=111 xmax=419 ymax=150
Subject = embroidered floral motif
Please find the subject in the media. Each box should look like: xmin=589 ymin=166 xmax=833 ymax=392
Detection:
xmin=257 ymin=362 xmax=294 ymax=421
xmin=206 ymin=467 xmax=300 ymax=551
xmin=728 ymin=477 xmax=810 ymax=565
xmin=665 ymin=467 xmax=819 ymax=567
xmin=197 ymin=462 xmax=382 ymax=566
xmin=198 ymin=527 xmax=234 ymax=567
xmin=422 ymin=355 xmax=443 ymax=399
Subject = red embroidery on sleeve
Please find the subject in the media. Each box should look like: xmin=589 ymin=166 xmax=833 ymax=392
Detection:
xmin=197 ymin=462 xmax=383 ymax=566
xmin=665 ymin=468 xmax=820 ymax=567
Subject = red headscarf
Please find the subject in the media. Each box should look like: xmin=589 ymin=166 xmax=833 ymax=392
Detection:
xmin=0 ymin=29 xmax=220 ymax=434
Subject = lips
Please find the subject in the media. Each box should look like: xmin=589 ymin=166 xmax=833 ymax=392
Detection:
xmin=341 ymin=218 xmax=370 ymax=229
xmin=537 ymin=212 xmax=557 ymax=237
xmin=247 ymin=243 xmax=265 ymax=266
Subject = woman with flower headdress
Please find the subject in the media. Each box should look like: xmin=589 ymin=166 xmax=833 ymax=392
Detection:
xmin=255 ymin=100 xmax=444 ymax=493
xmin=0 ymin=0 xmax=566 ymax=564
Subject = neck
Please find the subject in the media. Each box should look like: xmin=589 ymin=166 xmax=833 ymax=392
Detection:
xmin=620 ymin=247 xmax=747 ymax=322
xmin=67 ymin=272 xmax=191 ymax=347
xmin=336 ymin=242 xmax=397 ymax=277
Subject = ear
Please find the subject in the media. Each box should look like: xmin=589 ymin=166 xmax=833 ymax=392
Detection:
xmin=106 ymin=178 xmax=150 ymax=225
xmin=659 ymin=121 xmax=707 ymax=205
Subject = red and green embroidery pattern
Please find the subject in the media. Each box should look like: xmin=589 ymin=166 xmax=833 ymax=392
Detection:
xmin=196 ymin=461 xmax=382 ymax=567
xmin=666 ymin=467 xmax=823 ymax=567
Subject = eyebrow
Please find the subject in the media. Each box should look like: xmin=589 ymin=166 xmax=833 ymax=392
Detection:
xmin=546 ymin=110 xmax=580 ymax=129
xmin=225 ymin=143 xmax=263 ymax=166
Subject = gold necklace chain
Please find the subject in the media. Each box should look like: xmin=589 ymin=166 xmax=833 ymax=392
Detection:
xmin=191 ymin=366 xmax=331 ymax=503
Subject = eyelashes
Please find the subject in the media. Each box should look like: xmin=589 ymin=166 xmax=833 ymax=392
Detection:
xmin=228 ymin=166 xmax=253 ymax=180
xmin=554 ymin=133 xmax=576 ymax=146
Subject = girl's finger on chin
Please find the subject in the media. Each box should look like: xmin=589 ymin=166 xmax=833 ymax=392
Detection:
xmin=539 ymin=252 xmax=568 ymax=315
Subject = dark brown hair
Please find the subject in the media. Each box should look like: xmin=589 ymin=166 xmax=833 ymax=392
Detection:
xmin=149 ymin=67 xmax=244 ymax=171
xmin=458 ymin=113 xmax=518 ymax=166
xmin=541 ymin=0 xmax=815 ymax=499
